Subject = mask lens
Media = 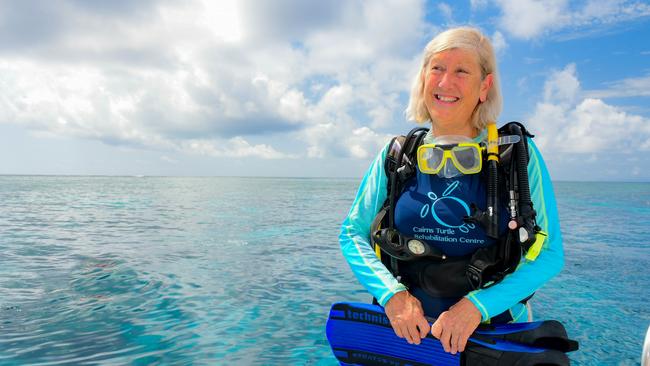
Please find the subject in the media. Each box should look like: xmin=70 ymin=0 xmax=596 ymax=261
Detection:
xmin=452 ymin=145 xmax=480 ymax=172
xmin=418 ymin=145 xmax=445 ymax=173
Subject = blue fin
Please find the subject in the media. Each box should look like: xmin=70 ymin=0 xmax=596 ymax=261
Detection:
xmin=326 ymin=302 xmax=577 ymax=366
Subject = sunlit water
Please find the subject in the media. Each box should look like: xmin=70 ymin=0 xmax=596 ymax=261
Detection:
xmin=0 ymin=176 xmax=648 ymax=365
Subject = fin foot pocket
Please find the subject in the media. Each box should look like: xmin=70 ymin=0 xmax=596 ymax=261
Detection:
xmin=463 ymin=344 xmax=570 ymax=365
xmin=475 ymin=320 xmax=579 ymax=353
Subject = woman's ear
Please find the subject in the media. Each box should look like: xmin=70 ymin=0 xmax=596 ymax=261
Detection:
xmin=479 ymin=73 xmax=493 ymax=102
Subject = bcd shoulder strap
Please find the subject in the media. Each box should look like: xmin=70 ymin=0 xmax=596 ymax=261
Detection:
xmin=375 ymin=127 xmax=428 ymax=277
xmin=384 ymin=127 xmax=429 ymax=208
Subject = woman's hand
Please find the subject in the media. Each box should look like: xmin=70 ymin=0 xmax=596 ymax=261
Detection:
xmin=430 ymin=297 xmax=482 ymax=354
xmin=384 ymin=291 xmax=430 ymax=345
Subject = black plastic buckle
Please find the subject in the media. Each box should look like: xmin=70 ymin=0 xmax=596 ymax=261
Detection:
xmin=385 ymin=155 xmax=398 ymax=173
xmin=380 ymin=229 xmax=403 ymax=250
xmin=466 ymin=264 xmax=483 ymax=290
xmin=396 ymin=163 xmax=413 ymax=183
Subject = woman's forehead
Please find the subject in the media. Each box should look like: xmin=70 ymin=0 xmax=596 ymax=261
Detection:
xmin=430 ymin=48 xmax=480 ymax=64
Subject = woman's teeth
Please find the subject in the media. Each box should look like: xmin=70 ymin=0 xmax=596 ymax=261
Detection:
xmin=435 ymin=94 xmax=459 ymax=102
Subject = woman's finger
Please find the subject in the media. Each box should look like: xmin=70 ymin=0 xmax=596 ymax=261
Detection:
xmin=418 ymin=317 xmax=431 ymax=339
xmin=391 ymin=320 xmax=404 ymax=339
xmin=449 ymin=330 xmax=460 ymax=354
xmin=458 ymin=331 xmax=470 ymax=352
xmin=439 ymin=327 xmax=452 ymax=353
xmin=405 ymin=323 xmax=420 ymax=345
xmin=430 ymin=321 xmax=442 ymax=339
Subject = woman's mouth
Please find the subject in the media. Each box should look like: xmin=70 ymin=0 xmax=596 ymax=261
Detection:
xmin=435 ymin=94 xmax=459 ymax=103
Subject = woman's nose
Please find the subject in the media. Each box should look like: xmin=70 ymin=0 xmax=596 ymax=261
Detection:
xmin=438 ymin=72 xmax=452 ymax=88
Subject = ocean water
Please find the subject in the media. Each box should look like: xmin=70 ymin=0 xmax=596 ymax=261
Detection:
xmin=0 ymin=176 xmax=648 ymax=365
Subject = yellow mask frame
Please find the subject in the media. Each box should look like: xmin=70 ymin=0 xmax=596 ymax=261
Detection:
xmin=416 ymin=142 xmax=483 ymax=175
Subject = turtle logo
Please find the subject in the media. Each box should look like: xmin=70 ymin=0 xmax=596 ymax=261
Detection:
xmin=419 ymin=181 xmax=476 ymax=233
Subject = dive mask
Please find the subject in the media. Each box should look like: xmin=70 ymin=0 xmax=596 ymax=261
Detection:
xmin=417 ymin=135 xmax=482 ymax=178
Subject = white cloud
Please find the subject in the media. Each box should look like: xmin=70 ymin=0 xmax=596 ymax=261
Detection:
xmin=182 ymin=137 xmax=291 ymax=159
xmin=491 ymin=31 xmax=508 ymax=54
xmin=316 ymin=84 xmax=356 ymax=114
xmin=348 ymin=127 xmax=393 ymax=159
xmin=197 ymin=0 xmax=242 ymax=43
xmin=438 ymin=3 xmax=453 ymax=22
xmin=584 ymin=74 xmax=650 ymax=98
xmin=495 ymin=0 xmax=650 ymax=39
xmin=528 ymin=64 xmax=650 ymax=155
xmin=495 ymin=0 xmax=569 ymax=39
xmin=543 ymin=63 xmax=580 ymax=105
xmin=576 ymin=0 xmax=650 ymax=25
xmin=470 ymin=0 xmax=489 ymax=11
xmin=303 ymin=122 xmax=394 ymax=159
xmin=160 ymin=155 xmax=178 ymax=164
xmin=0 ymin=0 xmax=428 ymax=161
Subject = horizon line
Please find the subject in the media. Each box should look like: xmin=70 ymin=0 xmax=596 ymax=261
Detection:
xmin=0 ymin=174 xmax=648 ymax=183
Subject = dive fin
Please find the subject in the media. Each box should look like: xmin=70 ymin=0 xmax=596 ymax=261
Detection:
xmin=475 ymin=320 xmax=579 ymax=353
xmin=326 ymin=302 xmax=578 ymax=366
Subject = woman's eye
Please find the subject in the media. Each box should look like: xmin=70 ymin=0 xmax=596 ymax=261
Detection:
xmin=457 ymin=69 xmax=469 ymax=75
xmin=431 ymin=65 xmax=444 ymax=73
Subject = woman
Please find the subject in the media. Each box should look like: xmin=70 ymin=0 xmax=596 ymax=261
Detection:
xmin=339 ymin=27 xmax=564 ymax=355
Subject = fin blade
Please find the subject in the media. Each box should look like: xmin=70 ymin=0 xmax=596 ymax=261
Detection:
xmin=326 ymin=302 xmax=578 ymax=366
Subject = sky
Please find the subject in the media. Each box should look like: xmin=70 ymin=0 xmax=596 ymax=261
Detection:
xmin=1 ymin=0 xmax=649 ymax=181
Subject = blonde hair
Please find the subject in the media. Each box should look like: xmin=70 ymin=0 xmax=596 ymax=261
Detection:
xmin=405 ymin=27 xmax=502 ymax=131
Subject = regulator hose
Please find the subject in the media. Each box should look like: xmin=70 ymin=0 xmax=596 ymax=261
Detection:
xmin=509 ymin=123 xmax=536 ymax=247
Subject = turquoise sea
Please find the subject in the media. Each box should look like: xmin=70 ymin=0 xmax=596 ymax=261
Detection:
xmin=0 ymin=176 xmax=648 ymax=365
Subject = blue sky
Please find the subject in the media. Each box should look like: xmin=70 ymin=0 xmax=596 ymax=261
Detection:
xmin=1 ymin=0 xmax=649 ymax=181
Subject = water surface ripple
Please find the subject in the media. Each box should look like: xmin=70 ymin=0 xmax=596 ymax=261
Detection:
xmin=0 ymin=177 xmax=648 ymax=365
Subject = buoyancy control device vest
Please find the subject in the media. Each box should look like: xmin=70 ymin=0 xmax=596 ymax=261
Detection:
xmin=371 ymin=122 xmax=542 ymax=303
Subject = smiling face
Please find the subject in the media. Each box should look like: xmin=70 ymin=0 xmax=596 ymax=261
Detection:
xmin=422 ymin=48 xmax=493 ymax=135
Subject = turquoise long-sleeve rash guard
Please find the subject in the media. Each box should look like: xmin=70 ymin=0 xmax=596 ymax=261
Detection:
xmin=338 ymin=133 xmax=564 ymax=322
